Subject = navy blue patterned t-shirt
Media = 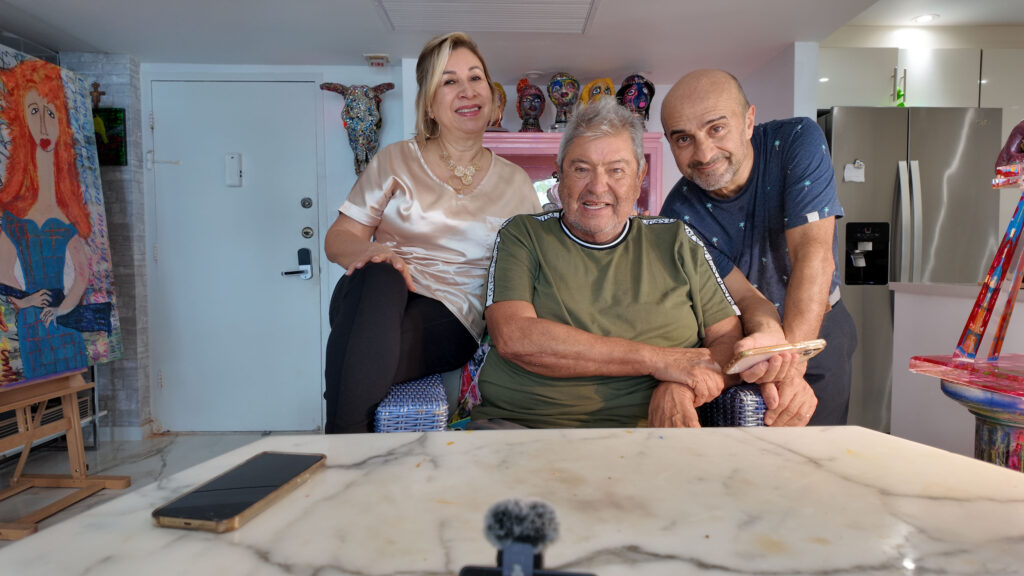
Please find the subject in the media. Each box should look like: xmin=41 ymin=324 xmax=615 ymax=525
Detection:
xmin=659 ymin=117 xmax=842 ymax=318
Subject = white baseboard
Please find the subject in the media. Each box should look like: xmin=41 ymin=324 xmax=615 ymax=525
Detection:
xmin=99 ymin=425 xmax=148 ymax=442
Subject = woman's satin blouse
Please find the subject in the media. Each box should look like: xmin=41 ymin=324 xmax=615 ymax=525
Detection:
xmin=340 ymin=139 xmax=542 ymax=341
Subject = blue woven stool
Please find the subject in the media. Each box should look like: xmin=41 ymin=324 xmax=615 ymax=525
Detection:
xmin=374 ymin=373 xmax=448 ymax=433
xmin=698 ymin=384 xmax=766 ymax=427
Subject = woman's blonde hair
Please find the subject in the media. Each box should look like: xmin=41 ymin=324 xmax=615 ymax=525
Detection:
xmin=414 ymin=32 xmax=495 ymax=145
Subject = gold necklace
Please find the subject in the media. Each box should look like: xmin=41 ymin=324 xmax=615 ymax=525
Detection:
xmin=439 ymin=144 xmax=481 ymax=193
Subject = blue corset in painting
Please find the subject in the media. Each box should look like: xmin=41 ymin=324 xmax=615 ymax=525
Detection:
xmin=1 ymin=211 xmax=88 ymax=380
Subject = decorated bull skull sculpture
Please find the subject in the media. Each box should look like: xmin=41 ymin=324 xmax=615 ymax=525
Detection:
xmin=320 ymin=82 xmax=395 ymax=175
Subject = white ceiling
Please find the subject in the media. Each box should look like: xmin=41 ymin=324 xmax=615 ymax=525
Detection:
xmin=847 ymin=0 xmax=1024 ymax=26
xmin=0 ymin=0 xmax=1021 ymax=84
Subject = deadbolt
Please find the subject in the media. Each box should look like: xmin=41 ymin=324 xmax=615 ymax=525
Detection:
xmin=301 ymin=227 xmax=314 ymax=239
xmin=300 ymin=197 xmax=313 ymax=209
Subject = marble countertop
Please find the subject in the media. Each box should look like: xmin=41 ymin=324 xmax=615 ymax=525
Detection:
xmin=2 ymin=427 xmax=1024 ymax=575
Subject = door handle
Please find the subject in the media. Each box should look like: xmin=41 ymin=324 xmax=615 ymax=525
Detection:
xmin=909 ymin=160 xmax=923 ymax=282
xmin=897 ymin=161 xmax=911 ymax=282
xmin=281 ymin=248 xmax=312 ymax=280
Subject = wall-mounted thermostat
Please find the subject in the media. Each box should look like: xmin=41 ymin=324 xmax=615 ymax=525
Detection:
xmin=225 ymin=153 xmax=243 ymax=187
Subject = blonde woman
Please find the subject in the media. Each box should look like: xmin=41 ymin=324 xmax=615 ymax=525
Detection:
xmin=323 ymin=32 xmax=541 ymax=433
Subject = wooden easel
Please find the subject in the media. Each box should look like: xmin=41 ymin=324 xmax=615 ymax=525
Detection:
xmin=0 ymin=370 xmax=130 ymax=540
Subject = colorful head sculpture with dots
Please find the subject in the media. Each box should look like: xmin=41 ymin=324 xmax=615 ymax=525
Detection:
xmin=516 ymin=78 xmax=545 ymax=133
xmin=616 ymin=74 xmax=655 ymax=125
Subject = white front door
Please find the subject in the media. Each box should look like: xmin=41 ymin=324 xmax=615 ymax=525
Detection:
xmin=150 ymin=80 xmax=322 ymax=431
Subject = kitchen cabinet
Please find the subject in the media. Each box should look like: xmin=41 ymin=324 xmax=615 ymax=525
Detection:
xmin=980 ymin=48 xmax=1024 ymax=239
xmin=483 ymin=131 xmax=665 ymax=214
xmin=897 ymin=48 xmax=980 ymax=107
xmin=818 ymin=47 xmax=981 ymax=109
xmin=818 ymin=47 xmax=899 ymax=108
xmin=981 ymin=48 xmax=1024 ymax=143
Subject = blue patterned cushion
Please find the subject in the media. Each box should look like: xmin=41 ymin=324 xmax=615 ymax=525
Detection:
xmin=697 ymin=384 xmax=766 ymax=427
xmin=374 ymin=374 xmax=448 ymax=433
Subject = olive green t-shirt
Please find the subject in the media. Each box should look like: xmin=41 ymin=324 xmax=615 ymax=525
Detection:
xmin=473 ymin=212 xmax=739 ymax=428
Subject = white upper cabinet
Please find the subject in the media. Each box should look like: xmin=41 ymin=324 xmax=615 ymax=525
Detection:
xmin=818 ymin=47 xmax=899 ymax=108
xmin=897 ymin=48 xmax=980 ymax=107
xmin=979 ymin=49 xmax=1024 ymax=235
xmin=818 ymin=47 xmax=981 ymax=109
xmin=980 ymin=49 xmax=1024 ymax=142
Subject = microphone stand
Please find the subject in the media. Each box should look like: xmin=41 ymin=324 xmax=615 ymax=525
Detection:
xmin=459 ymin=543 xmax=595 ymax=576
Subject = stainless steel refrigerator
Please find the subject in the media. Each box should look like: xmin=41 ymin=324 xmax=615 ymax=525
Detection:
xmin=817 ymin=107 xmax=1002 ymax=432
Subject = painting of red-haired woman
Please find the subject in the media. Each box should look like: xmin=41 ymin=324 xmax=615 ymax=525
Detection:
xmin=0 ymin=52 xmax=120 ymax=384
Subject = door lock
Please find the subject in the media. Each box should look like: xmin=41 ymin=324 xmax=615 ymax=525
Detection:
xmin=300 ymin=197 xmax=313 ymax=209
xmin=281 ymin=248 xmax=312 ymax=280
xmin=301 ymin=227 xmax=314 ymax=239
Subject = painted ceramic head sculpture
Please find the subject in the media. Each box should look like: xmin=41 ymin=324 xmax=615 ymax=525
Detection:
xmin=547 ymin=72 xmax=580 ymax=131
xmin=489 ymin=82 xmax=507 ymax=130
xmin=581 ymin=78 xmax=614 ymax=105
xmin=516 ymin=78 xmax=545 ymax=133
xmin=320 ymin=82 xmax=395 ymax=174
xmin=997 ymin=119 xmax=1024 ymax=171
xmin=616 ymin=74 xmax=655 ymax=127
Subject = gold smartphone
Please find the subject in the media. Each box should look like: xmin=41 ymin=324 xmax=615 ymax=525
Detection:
xmin=152 ymin=451 xmax=326 ymax=533
xmin=724 ymin=338 xmax=827 ymax=375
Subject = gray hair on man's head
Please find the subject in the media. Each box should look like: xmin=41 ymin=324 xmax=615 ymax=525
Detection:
xmin=557 ymin=97 xmax=645 ymax=174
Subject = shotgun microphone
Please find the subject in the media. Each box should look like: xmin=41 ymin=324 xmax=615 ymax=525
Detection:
xmin=459 ymin=498 xmax=595 ymax=576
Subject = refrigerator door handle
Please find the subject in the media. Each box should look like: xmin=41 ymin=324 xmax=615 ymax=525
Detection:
xmin=909 ymin=160 xmax=924 ymax=282
xmin=898 ymin=160 xmax=912 ymax=282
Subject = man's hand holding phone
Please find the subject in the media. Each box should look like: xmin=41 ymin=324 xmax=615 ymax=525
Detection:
xmin=724 ymin=332 xmax=827 ymax=381
xmin=725 ymin=335 xmax=826 ymax=426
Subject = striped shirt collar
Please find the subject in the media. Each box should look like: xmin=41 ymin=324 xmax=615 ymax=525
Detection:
xmin=558 ymin=212 xmax=632 ymax=250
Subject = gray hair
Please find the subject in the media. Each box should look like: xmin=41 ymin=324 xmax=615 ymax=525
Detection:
xmin=556 ymin=97 xmax=645 ymax=174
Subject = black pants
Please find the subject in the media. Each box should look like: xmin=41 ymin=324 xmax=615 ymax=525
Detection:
xmin=805 ymin=299 xmax=857 ymax=426
xmin=324 ymin=262 xmax=478 ymax=433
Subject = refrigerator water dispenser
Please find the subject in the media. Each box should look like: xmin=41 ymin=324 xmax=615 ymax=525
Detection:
xmin=845 ymin=222 xmax=889 ymax=285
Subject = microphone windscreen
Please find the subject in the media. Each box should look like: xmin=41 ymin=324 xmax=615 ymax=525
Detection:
xmin=483 ymin=498 xmax=560 ymax=552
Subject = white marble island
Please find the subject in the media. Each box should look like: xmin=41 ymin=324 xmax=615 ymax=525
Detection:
xmin=2 ymin=427 xmax=1023 ymax=575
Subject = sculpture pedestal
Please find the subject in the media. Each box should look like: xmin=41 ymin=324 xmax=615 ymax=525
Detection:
xmin=911 ymin=353 xmax=1024 ymax=471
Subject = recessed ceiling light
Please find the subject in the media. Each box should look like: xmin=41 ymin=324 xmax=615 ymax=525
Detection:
xmin=911 ymin=13 xmax=939 ymax=24
xmin=819 ymin=77 xmax=830 ymax=83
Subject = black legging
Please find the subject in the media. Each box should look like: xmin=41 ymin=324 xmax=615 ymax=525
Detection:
xmin=324 ymin=262 xmax=478 ymax=433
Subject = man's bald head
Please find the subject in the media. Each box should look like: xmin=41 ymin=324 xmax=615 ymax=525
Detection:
xmin=660 ymin=69 xmax=757 ymax=198
xmin=664 ymin=69 xmax=750 ymax=116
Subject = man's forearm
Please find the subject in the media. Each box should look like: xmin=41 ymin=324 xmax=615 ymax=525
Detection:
xmin=490 ymin=314 xmax=665 ymax=379
xmin=782 ymin=217 xmax=838 ymax=343
xmin=485 ymin=301 xmax=733 ymax=390
xmin=782 ymin=259 xmax=832 ymax=342
xmin=722 ymin=268 xmax=785 ymax=338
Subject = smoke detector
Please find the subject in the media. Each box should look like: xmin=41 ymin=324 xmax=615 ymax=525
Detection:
xmin=364 ymin=53 xmax=391 ymax=68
